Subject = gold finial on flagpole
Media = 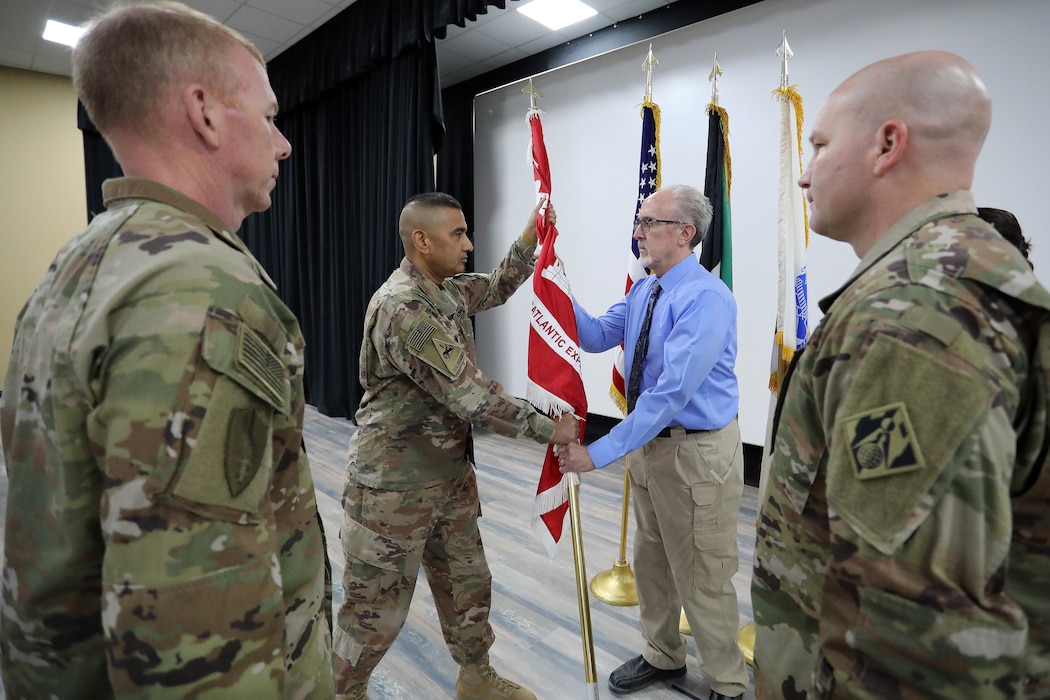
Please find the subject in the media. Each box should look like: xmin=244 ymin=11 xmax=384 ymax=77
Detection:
xmin=776 ymin=30 xmax=793 ymax=88
xmin=709 ymin=52 xmax=723 ymax=105
xmin=523 ymin=77 xmax=542 ymax=110
xmin=642 ymin=43 xmax=658 ymax=101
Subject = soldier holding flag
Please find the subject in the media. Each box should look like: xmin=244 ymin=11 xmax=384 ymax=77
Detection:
xmin=335 ymin=193 xmax=577 ymax=700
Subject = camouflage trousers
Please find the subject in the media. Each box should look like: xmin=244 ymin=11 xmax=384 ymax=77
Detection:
xmin=334 ymin=466 xmax=495 ymax=693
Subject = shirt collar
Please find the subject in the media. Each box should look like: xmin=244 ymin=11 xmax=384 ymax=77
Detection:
xmin=819 ymin=190 xmax=977 ymax=312
xmin=101 ymin=177 xmax=277 ymax=290
xmin=399 ymin=257 xmax=462 ymax=317
xmin=653 ymin=252 xmax=701 ymax=291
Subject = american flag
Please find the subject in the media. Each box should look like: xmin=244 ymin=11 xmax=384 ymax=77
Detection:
xmin=610 ymin=98 xmax=660 ymax=414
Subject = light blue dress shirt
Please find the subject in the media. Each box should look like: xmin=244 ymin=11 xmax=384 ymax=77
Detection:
xmin=574 ymin=254 xmax=739 ymax=468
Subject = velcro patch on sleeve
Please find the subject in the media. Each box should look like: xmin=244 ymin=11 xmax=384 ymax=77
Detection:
xmin=827 ymin=334 xmax=988 ymax=554
xmin=406 ymin=319 xmax=466 ymax=379
xmin=236 ymin=323 xmax=285 ymax=407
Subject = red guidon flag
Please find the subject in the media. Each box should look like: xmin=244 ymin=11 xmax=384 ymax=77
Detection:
xmin=525 ymin=107 xmax=588 ymax=549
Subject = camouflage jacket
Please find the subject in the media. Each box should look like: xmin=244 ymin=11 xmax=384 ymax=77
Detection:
xmin=349 ymin=239 xmax=556 ymax=490
xmin=752 ymin=191 xmax=1050 ymax=698
xmin=0 ymin=178 xmax=334 ymax=698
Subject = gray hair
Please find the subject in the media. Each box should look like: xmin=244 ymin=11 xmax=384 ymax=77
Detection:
xmin=663 ymin=184 xmax=713 ymax=249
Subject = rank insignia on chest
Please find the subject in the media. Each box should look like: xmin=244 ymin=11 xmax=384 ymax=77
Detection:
xmin=843 ymin=402 xmax=924 ymax=480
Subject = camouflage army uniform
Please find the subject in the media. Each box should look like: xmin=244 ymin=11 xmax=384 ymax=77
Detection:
xmin=0 ymin=178 xmax=334 ymax=698
xmin=334 ymin=239 xmax=556 ymax=692
xmin=752 ymin=190 xmax=1050 ymax=698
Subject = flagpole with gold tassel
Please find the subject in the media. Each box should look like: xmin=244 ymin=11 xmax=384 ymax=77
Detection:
xmin=591 ymin=45 xmax=660 ymax=609
xmin=680 ymin=51 xmax=725 ymax=639
xmin=523 ymin=78 xmax=600 ymax=699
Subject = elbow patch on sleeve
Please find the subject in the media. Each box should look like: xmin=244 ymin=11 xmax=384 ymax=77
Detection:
xmin=405 ymin=319 xmax=466 ymax=379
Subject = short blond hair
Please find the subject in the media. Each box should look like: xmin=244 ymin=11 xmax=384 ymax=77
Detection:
xmin=73 ymin=1 xmax=264 ymax=136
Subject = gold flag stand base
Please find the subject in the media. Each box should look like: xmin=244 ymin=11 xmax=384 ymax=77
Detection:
xmin=738 ymin=623 xmax=755 ymax=666
xmin=589 ymin=559 xmax=638 ymax=606
xmin=680 ymin=613 xmax=755 ymax=667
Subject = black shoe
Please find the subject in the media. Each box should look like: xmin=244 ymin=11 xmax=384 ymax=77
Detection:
xmin=709 ymin=692 xmax=742 ymax=700
xmin=608 ymin=655 xmax=686 ymax=694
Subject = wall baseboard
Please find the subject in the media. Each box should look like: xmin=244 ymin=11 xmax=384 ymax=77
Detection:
xmin=583 ymin=412 xmax=762 ymax=488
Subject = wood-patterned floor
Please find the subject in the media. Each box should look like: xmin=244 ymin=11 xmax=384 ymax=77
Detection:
xmin=304 ymin=407 xmax=759 ymax=700
xmin=0 ymin=406 xmax=760 ymax=699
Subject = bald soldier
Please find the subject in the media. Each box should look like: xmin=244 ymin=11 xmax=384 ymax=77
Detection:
xmin=752 ymin=50 xmax=1050 ymax=698
xmin=335 ymin=193 xmax=578 ymax=700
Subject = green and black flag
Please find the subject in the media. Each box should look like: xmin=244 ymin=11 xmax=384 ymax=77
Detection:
xmin=699 ymin=103 xmax=732 ymax=289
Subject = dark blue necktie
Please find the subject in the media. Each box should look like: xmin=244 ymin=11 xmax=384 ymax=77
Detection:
xmin=626 ymin=280 xmax=661 ymax=414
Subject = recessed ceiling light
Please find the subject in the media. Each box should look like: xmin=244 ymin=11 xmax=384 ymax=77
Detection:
xmin=43 ymin=19 xmax=87 ymax=48
xmin=517 ymin=0 xmax=598 ymax=32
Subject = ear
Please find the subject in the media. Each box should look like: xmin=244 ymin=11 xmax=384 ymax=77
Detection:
xmin=680 ymin=223 xmax=696 ymax=246
xmin=183 ymin=83 xmax=221 ymax=148
xmin=411 ymin=229 xmax=428 ymax=254
xmin=872 ymin=119 xmax=908 ymax=177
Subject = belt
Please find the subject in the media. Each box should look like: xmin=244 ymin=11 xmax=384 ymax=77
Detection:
xmin=655 ymin=426 xmax=706 ymax=438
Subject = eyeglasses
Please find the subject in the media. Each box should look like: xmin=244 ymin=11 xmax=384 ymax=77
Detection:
xmin=633 ymin=217 xmax=686 ymax=233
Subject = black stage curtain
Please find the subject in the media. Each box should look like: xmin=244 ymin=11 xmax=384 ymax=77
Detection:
xmin=77 ymin=0 xmax=507 ymax=419
xmin=241 ymin=43 xmax=442 ymax=418
xmin=241 ymin=0 xmax=506 ymax=418
xmin=77 ymin=102 xmax=122 ymax=223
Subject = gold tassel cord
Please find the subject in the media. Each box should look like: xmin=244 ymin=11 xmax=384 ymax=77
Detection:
xmin=707 ymin=103 xmax=732 ymax=197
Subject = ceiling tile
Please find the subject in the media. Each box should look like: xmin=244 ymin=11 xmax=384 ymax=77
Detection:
xmin=0 ymin=46 xmax=33 ymax=70
xmin=246 ymin=0 xmax=331 ymax=26
xmin=45 ymin=0 xmax=96 ymax=27
xmin=475 ymin=10 xmax=551 ymax=48
xmin=440 ymin=28 xmax=514 ymax=62
xmin=31 ymin=53 xmax=75 ymax=76
xmin=516 ymin=31 xmax=571 ymax=56
xmin=226 ymin=5 xmax=304 ymax=44
xmin=238 ymin=30 xmax=281 ymax=57
xmin=436 ymin=47 xmax=476 ymax=74
xmin=560 ymin=12 xmax=619 ymax=38
xmin=182 ymin=0 xmax=245 ymax=23
xmin=612 ymin=0 xmax=677 ymax=19
xmin=311 ymin=3 xmax=347 ymax=28
xmin=0 ymin=25 xmax=37 ymax=53
xmin=580 ymin=0 xmax=634 ymax=11
xmin=481 ymin=46 xmax=530 ymax=70
xmin=1 ymin=0 xmax=679 ymax=100
xmin=446 ymin=61 xmax=494 ymax=84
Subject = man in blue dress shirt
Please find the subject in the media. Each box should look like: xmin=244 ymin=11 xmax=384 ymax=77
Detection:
xmin=558 ymin=184 xmax=749 ymax=700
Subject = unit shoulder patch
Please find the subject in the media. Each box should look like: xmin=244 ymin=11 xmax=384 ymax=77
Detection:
xmin=843 ymin=402 xmax=924 ymax=480
xmin=405 ymin=318 xmax=466 ymax=379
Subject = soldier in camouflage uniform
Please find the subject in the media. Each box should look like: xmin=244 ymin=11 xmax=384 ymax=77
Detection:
xmin=752 ymin=51 xmax=1050 ymax=698
xmin=335 ymin=193 xmax=578 ymax=700
xmin=0 ymin=3 xmax=334 ymax=697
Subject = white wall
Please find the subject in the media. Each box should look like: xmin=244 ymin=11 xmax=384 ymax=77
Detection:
xmin=472 ymin=0 xmax=1050 ymax=446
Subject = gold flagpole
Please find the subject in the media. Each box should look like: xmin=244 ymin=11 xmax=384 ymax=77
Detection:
xmin=730 ymin=35 xmax=799 ymax=667
xmin=524 ymin=78 xmax=599 ymax=697
xmin=681 ymin=52 xmax=727 ymax=640
xmin=590 ymin=44 xmax=660 ymax=609
xmin=568 ymin=474 xmax=599 ymax=698
xmin=589 ymin=456 xmax=637 ymax=605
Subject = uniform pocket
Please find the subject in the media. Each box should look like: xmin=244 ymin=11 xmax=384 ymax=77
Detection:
xmin=164 ymin=306 xmax=293 ymax=520
xmin=849 ymin=587 xmax=1027 ymax=695
xmin=340 ymin=514 xmax=426 ymax=605
xmin=691 ymin=482 xmax=739 ymax=585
